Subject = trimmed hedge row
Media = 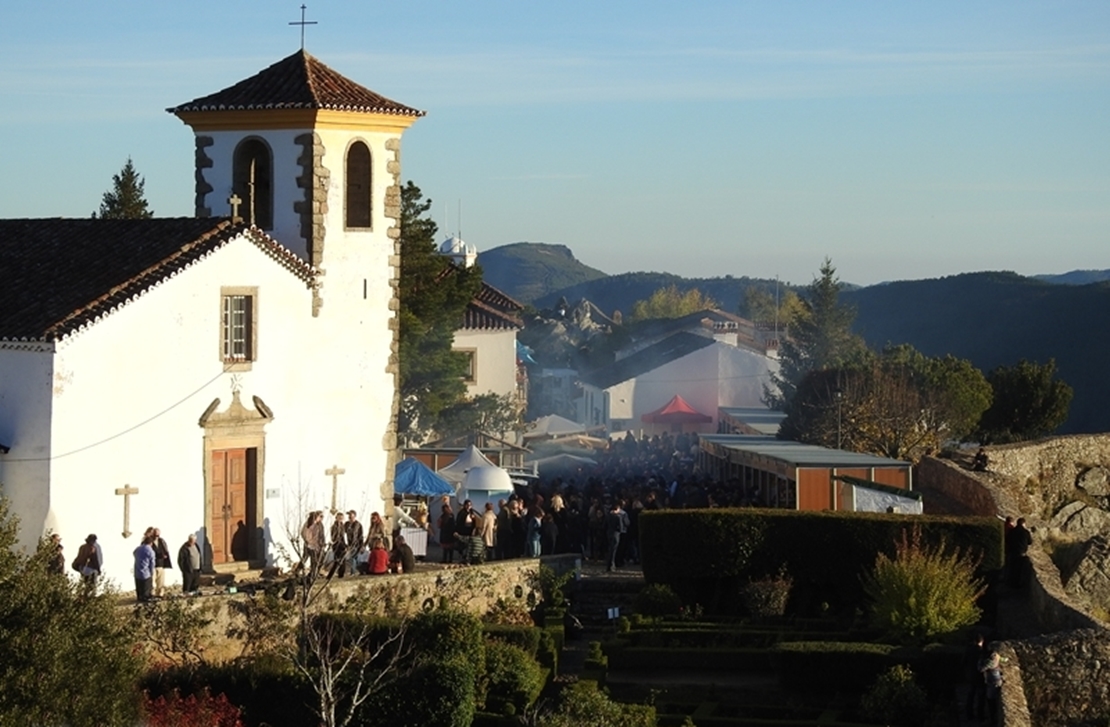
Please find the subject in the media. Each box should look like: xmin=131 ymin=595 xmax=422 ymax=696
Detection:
xmin=622 ymin=627 xmax=853 ymax=649
xmin=605 ymin=645 xmax=774 ymax=672
xmin=639 ymin=508 xmax=1002 ymax=613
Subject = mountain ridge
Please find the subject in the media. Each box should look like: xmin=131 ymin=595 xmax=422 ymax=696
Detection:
xmin=478 ymin=242 xmax=1110 ymax=434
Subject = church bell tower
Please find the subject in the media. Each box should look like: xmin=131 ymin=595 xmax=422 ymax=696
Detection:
xmin=168 ymin=50 xmax=424 ymax=302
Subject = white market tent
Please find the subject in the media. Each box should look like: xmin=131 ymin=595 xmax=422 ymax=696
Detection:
xmin=458 ymin=465 xmax=515 ymax=513
xmin=522 ymin=414 xmax=586 ymax=441
xmin=436 ymin=444 xmax=496 ymax=485
xmin=526 ymin=452 xmax=598 ymax=475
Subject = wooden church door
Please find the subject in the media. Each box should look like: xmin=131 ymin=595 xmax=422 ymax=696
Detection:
xmin=210 ymin=448 xmax=255 ymax=563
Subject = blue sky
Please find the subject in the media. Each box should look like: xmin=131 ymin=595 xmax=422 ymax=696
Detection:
xmin=1 ymin=1 xmax=1107 ymax=286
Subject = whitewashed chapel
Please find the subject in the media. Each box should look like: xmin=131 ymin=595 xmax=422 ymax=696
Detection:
xmin=0 ymin=51 xmax=422 ymax=587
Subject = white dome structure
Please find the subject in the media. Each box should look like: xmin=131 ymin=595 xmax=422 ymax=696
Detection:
xmin=458 ymin=465 xmax=514 ymax=512
xmin=439 ymin=235 xmax=478 ymax=268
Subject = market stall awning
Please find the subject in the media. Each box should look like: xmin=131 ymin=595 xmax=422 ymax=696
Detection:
xmin=526 ymin=452 xmax=598 ymax=475
xmin=641 ymin=395 xmax=712 ymax=424
xmin=436 ymin=444 xmax=496 ymax=484
xmin=522 ymin=414 xmax=586 ymax=440
xmin=393 ymin=457 xmax=454 ymax=496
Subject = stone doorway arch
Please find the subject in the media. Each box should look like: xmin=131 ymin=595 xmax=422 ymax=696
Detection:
xmin=198 ymin=391 xmax=273 ymax=570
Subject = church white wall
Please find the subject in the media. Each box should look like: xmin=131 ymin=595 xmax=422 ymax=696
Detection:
xmin=39 ymin=235 xmax=394 ymax=589
xmin=0 ymin=346 xmax=55 ymax=547
xmin=453 ymin=328 xmax=518 ymax=401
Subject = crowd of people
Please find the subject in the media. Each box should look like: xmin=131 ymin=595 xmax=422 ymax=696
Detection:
xmin=298 ymin=494 xmax=420 ymax=578
xmin=48 ymin=528 xmax=203 ymax=603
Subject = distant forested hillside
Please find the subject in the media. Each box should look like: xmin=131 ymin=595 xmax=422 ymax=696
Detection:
xmin=1034 ymin=270 xmax=1110 ymax=286
xmin=476 ymin=243 xmax=607 ymax=304
xmin=535 ymin=272 xmax=792 ymax=319
xmin=845 ymin=272 xmax=1110 ymax=434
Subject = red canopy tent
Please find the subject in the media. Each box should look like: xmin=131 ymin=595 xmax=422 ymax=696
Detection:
xmin=641 ymin=395 xmax=713 ymax=424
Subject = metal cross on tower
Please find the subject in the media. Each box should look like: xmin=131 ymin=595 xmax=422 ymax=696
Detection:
xmin=289 ymin=4 xmax=318 ymax=50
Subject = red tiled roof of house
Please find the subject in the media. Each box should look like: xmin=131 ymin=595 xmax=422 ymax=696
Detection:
xmin=168 ymin=50 xmax=424 ymax=117
xmin=462 ymin=281 xmax=523 ymax=330
xmin=0 ymin=218 xmax=315 ymax=342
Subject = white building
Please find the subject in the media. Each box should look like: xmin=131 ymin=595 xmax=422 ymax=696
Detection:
xmin=0 ymin=51 xmax=421 ymax=586
xmin=438 ymin=237 xmax=525 ymax=410
xmin=578 ymin=331 xmax=779 ymax=433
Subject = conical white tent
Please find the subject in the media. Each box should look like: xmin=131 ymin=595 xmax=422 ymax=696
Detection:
xmin=523 ymin=414 xmax=586 ymax=440
xmin=436 ymin=444 xmax=496 ymax=484
xmin=458 ymin=465 xmax=515 ymax=512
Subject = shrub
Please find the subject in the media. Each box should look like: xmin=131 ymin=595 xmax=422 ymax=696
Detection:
xmin=369 ymin=655 xmax=476 ymax=727
xmin=538 ymin=680 xmax=656 ymax=727
xmin=481 ymin=641 xmax=545 ymax=715
xmin=483 ymin=598 xmax=534 ymax=626
xmin=634 ymin=583 xmax=682 ymax=617
xmin=584 ymin=641 xmax=608 ymax=671
xmin=859 ymin=664 xmax=929 ymax=726
xmin=408 ymin=607 xmax=485 ymax=667
xmin=740 ymin=565 xmax=793 ymax=619
xmin=142 ymin=689 xmax=243 ymax=727
xmin=537 ymin=628 xmax=559 ymax=673
xmin=862 ymin=525 xmax=987 ymax=643
xmin=143 ymin=660 xmax=313 ymax=727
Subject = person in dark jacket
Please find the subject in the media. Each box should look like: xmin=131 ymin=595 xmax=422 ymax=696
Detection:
xmin=151 ymin=527 xmax=173 ymax=598
xmin=177 ymin=534 xmax=202 ymax=595
xmin=390 ymin=535 xmax=416 ymax=574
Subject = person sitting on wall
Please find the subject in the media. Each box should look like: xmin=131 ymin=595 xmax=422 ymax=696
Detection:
xmin=390 ymin=535 xmax=416 ymax=574
xmin=367 ymin=537 xmax=390 ymax=575
xmin=972 ymin=447 xmax=990 ymax=472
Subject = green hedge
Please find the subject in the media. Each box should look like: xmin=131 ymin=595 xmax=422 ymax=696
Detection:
xmin=640 ymin=509 xmax=1002 ymax=613
xmin=483 ymin=625 xmax=542 ymax=657
xmin=771 ymin=641 xmax=895 ymax=691
xmin=605 ymin=645 xmax=773 ymax=672
xmin=621 ymin=627 xmax=852 ymax=649
xmin=481 ymin=641 xmax=547 ymax=716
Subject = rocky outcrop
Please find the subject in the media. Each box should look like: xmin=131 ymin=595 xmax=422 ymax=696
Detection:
xmin=1048 ymin=501 xmax=1110 ymax=541
xmin=1077 ymin=466 xmax=1110 ymax=505
xmin=1065 ymin=536 xmax=1110 ymax=611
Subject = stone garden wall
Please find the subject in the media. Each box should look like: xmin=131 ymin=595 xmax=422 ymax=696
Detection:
xmin=136 ymin=555 xmax=579 ymax=664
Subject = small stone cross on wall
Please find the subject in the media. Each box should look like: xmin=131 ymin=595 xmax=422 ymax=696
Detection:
xmin=115 ymin=485 xmax=139 ymax=538
xmin=326 ymin=465 xmax=346 ymax=512
xmin=228 ymin=194 xmax=243 ymax=223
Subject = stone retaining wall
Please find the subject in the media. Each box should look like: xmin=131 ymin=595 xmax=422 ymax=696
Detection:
xmin=136 ymin=555 xmax=579 ymax=664
xmin=916 ymin=456 xmax=1001 ymax=516
xmin=1008 ymin=629 xmax=1110 ymax=727
xmin=987 ymin=434 xmax=1110 ymax=518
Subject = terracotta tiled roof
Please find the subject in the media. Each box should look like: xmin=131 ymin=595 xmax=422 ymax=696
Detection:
xmin=168 ymin=50 xmax=424 ymax=117
xmin=0 ymin=218 xmax=315 ymax=342
xmin=463 ymin=282 xmax=523 ymax=331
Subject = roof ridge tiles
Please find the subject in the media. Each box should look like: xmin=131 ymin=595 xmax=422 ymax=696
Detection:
xmin=168 ymin=50 xmax=424 ymax=117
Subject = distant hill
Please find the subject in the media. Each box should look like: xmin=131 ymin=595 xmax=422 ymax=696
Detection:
xmin=845 ymin=272 xmax=1110 ymax=434
xmin=536 ymin=272 xmax=792 ymax=319
xmin=476 ymin=243 xmax=607 ymax=304
xmin=1034 ymin=270 xmax=1110 ymax=286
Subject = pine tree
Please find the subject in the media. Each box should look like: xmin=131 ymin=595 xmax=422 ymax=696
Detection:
xmin=396 ymin=182 xmax=483 ymax=444
xmin=95 ymin=158 xmax=153 ymax=219
xmin=766 ymin=258 xmax=866 ymax=409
